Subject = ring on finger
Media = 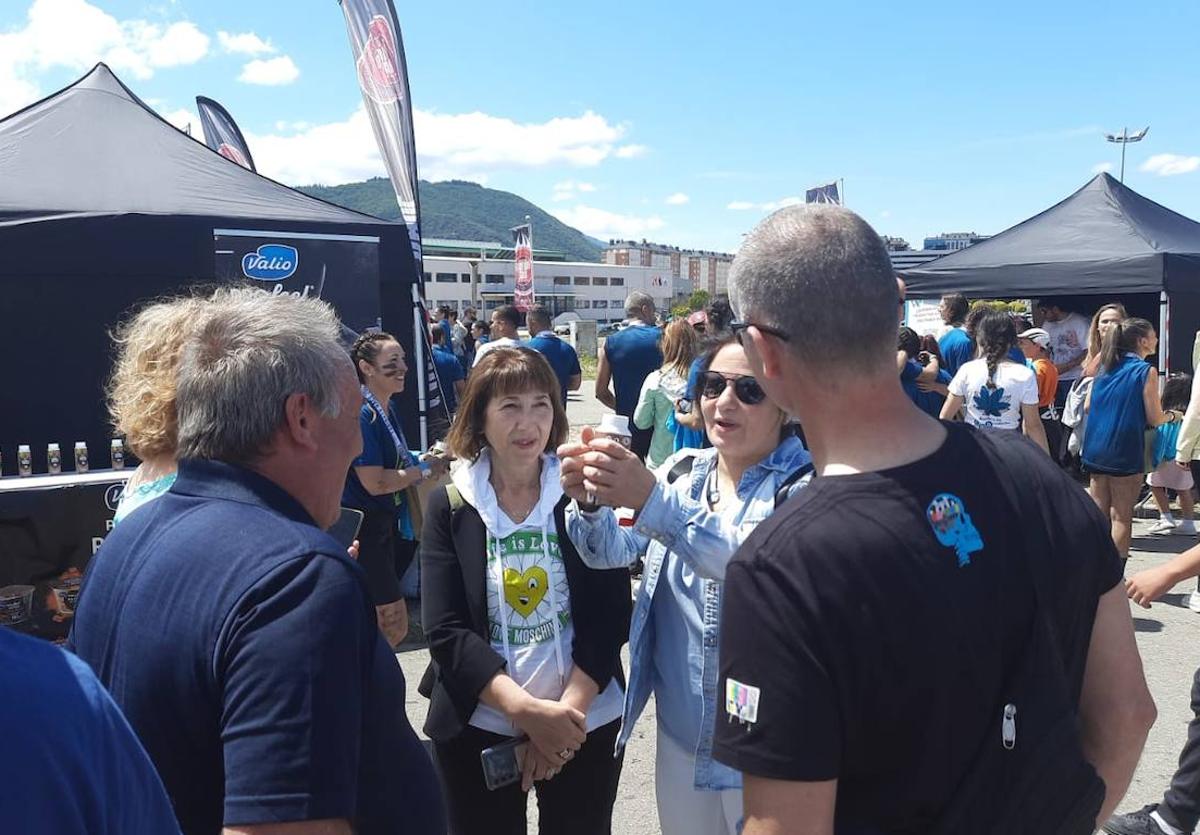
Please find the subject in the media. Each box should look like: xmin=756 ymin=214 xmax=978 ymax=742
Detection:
xmin=558 ymin=748 xmax=572 ymax=760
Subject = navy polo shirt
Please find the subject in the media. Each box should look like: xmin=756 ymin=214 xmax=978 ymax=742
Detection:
xmin=526 ymin=331 xmax=582 ymax=405
xmin=68 ymin=459 xmax=444 ymax=835
xmin=1 ymin=628 xmax=180 ymax=834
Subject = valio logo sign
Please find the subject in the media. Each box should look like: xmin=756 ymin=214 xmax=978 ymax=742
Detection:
xmin=242 ymin=244 xmax=299 ymax=281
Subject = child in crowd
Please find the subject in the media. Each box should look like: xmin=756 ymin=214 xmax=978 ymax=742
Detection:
xmin=1147 ymin=373 xmax=1197 ymax=536
xmin=1018 ymin=327 xmax=1061 ymax=460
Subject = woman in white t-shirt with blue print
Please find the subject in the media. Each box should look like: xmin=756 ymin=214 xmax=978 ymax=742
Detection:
xmin=941 ymin=310 xmax=1050 ymax=454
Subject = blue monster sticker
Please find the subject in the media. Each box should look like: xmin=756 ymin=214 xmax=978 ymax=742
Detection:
xmin=926 ymin=493 xmax=984 ymax=567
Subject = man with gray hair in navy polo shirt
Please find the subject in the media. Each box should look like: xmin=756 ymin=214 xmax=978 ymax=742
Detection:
xmin=69 ymin=288 xmax=444 ymax=835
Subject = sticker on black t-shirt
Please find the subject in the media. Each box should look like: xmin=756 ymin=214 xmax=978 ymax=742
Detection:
xmin=926 ymin=493 xmax=984 ymax=566
xmin=725 ymin=678 xmax=760 ymax=725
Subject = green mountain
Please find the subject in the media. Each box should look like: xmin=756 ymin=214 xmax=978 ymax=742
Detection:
xmin=297 ymin=178 xmax=603 ymax=262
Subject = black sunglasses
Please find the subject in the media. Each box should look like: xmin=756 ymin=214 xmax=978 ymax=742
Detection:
xmin=730 ymin=320 xmax=790 ymax=343
xmin=698 ymin=371 xmax=767 ymax=405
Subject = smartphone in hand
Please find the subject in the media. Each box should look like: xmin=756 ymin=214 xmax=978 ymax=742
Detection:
xmin=480 ymin=735 xmax=528 ymax=791
xmin=328 ymin=507 xmax=365 ymax=549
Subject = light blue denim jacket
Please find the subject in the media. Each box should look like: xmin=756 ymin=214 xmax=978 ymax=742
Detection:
xmin=565 ymin=435 xmax=812 ymax=790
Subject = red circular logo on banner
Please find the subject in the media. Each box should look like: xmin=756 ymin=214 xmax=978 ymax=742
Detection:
xmin=357 ymin=15 xmax=403 ymax=104
xmin=218 ymin=143 xmax=250 ymax=169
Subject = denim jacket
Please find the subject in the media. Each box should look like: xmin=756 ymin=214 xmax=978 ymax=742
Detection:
xmin=566 ymin=435 xmax=812 ymax=791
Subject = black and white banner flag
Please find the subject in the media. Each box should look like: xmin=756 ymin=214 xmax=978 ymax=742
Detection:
xmin=196 ymin=96 xmax=256 ymax=171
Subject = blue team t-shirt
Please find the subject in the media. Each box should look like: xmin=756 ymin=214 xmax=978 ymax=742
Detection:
xmin=526 ymin=331 xmax=583 ymax=405
xmin=432 ymin=345 xmax=466 ymax=412
xmin=68 ymin=459 xmax=445 ymax=835
xmin=1 ymin=628 xmax=180 ymax=834
xmin=900 ymin=359 xmax=953 ymax=417
xmin=343 ymin=401 xmax=416 ymax=537
xmin=938 ymin=327 xmax=973 ymax=378
xmin=605 ymin=323 xmax=663 ymax=418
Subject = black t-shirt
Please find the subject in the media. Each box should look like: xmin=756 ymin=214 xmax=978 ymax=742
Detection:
xmin=69 ymin=459 xmax=444 ymax=834
xmin=713 ymin=423 xmax=1122 ymax=833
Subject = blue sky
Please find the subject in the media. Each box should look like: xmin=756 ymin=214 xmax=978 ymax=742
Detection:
xmin=4 ymin=0 xmax=1200 ymax=254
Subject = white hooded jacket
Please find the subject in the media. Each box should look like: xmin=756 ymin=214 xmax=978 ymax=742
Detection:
xmin=453 ymin=450 xmax=623 ymax=735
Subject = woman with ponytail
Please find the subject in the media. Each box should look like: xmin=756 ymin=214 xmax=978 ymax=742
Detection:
xmin=940 ymin=310 xmax=1049 ymax=453
xmin=1083 ymin=317 xmax=1180 ymax=561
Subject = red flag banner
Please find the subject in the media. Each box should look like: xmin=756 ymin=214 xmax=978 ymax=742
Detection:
xmin=512 ymin=223 xmax=534 ymax=312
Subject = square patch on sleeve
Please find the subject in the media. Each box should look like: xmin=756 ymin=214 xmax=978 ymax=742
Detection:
xmin=725 ymin=678 xmax=761 ymax=724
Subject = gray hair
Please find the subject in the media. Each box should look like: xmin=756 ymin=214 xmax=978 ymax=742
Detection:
xmin=625 ymin=290 xmax=655 ymax=318
xmin=175 ymin=288 xmax=351 ymax=464
xmin=728 ymin=205 xmax=899 ymax=373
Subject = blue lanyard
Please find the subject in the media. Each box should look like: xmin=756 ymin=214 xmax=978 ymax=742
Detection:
xmin=361 ymin=385 xmax=415 ymax=468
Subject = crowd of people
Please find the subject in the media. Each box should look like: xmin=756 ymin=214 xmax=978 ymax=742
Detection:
xmin=12 ymin=203 xmax=1200 ymax=835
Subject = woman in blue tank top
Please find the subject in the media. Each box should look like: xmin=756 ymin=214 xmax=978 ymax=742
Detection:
xmin=1082 ymin=317 xmax=1180 ymax=562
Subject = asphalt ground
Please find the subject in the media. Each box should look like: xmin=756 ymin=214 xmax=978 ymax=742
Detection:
xmin=397 ymin=384 xmax=1200 ymax=833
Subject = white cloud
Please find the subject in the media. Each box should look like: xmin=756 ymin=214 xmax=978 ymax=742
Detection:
xmin=1141 ymin=154 xmax=1200 ymax=177
xmin=0 ymin=0 xmax=210 ymax=117
xmin=665 ymin=192 xmax=689 ymax=205
xmin=244 ymin=104 xmax=647 ymax=186
xmin=551 ymin=180 xmax=598 ymax=201
xmin=218 ymin=31 xmax=275 ymax=56
xmin=273 ymin=120 xmax=313 ymax=133
xmin=615 ymin=144 xmax=648 ymax=159
xmin=879 ymin=209 xmax=892 ymax=219
xmin=238 ymin=55 xmax=300 ymax=86
xmin=160 ymin=106 xmax=200 ymax=136
xmin=727 ymin=196 xmax=802 ymax=211
xmin=1091 ymin=162 xmax=1114 ymax=174
xmin=550 ymin=204 xmax=664 ymax=240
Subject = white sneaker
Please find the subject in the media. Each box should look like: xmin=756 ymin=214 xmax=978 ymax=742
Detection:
xmin=1147 ymin=519 xmax=1179 ymax=535
xmin=1188 ymin=591 xmax=1200 ymax=613
xmin=1177 ymin=520 xmax=1198 ymax=536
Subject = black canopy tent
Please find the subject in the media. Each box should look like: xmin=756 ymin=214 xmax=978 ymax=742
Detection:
xmin=0 ymin=63 xmax=426 ymax=476
xmin=901 ymin=173 xmax=1200 ymax=377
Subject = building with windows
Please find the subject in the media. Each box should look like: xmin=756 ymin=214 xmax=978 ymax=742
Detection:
xmin=421 ymin=248 xmax=674 ymax=325
xmin=603 ymin=239 xmax=735 ymax=297
xmin=922 ymin=231 xmax=990 ymax=252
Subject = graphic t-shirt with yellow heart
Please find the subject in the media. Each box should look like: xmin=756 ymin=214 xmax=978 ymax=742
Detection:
xmin=468 ymin=526 xmax=578 ymax=736
xmin=488 ymin=529 xmax=571 ymax=648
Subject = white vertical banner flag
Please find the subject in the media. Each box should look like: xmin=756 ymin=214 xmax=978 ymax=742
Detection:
xmin=338 ymin=0 xmax=423 ymax=265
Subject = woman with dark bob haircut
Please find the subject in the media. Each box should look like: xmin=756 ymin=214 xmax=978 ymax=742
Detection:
xmin=418 ymin=346 xmax=630 ymax=834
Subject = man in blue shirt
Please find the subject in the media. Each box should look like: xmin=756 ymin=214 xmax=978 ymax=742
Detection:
xmin=597 ymin=291 xmax=663 ymax=459
xmin=430 ymin=324 xmax=466 ymax=412
xmin=1 ymin=627 xmax=180 ymax=834
xmin=434 ymin=305 xmax=454 ymax=348
xmin=936 ymin=293 xmax=973 ymax=377
xmin=69 ymin=290 xmax=444 ymax=835
xmin=524 ymin=304 xmax=582 ymax=406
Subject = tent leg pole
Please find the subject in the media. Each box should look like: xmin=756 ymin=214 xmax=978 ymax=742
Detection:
xmin=413 ymin=284 xmax=429 ymax=450
xmin=1160 ymin=290 xmax=1170 ymax=391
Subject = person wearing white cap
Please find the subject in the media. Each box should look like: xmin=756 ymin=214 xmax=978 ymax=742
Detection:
xmin=1019 ymin=327 xmax=1062 ymax=457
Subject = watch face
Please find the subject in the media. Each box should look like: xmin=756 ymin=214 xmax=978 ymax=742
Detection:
xmin=678 ymin=398 xmax=693 ymax=414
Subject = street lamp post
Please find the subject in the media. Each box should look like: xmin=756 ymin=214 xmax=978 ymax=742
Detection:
xmin=1105 ymin=126 xmax=1149 ymax=183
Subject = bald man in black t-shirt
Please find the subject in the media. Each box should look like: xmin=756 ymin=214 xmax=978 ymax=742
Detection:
xmin=716 ymin=205 xmax=1156 ymax=835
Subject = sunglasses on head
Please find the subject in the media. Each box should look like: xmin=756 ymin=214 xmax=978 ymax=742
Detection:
xmin=698 ymin=371 xmax=767 ymax=405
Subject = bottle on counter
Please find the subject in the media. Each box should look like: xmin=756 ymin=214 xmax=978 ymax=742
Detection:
xmin=111 ymin=438 xmax=125 ymax=470
xmin=46 ymin=443 xmax=61 ymax=475
xmin=17 ymin=445 xmax=32 ymax=477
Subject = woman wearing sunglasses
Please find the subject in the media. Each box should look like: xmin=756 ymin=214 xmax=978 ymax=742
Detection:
xmin=558 ymin=336 xmax=812 ymax=835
